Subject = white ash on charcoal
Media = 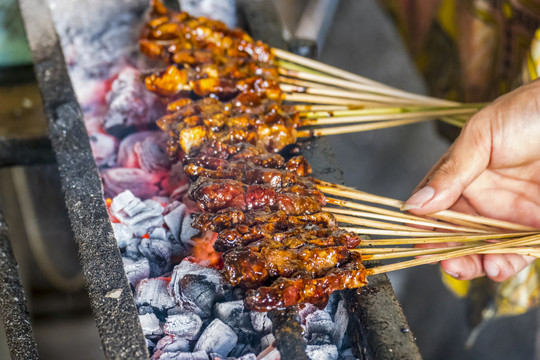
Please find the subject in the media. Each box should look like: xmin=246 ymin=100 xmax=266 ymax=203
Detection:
xmin=110 ymin=191 xmax=164 ymax=230
xmin=213 ymin=300 xmax=256 ymax=336
xmin=306 ymin=345 xmax=339 ymax=360
xmin=249 ymin=311 xmax=272 ymax=335
xmin=123 ymin=257 xmax=150 ymax=288
xmin=112 ymin=222 xmax=133 ymax=249
xmin=163 ymin=202 xmax=187 ymax=243
xmin=331 ymin=300 xmax=349 ymax=350
xmin=135 ymin=278 xmax=176 ymax=319
xmin=260 ymin=334 xmax=275 ymax=351
xmin=305 ymin=310 xmax=334 ymax=339
xmin=168 ymin=260 xmax=226 ymax=319
xmin=89 ymin=132 xmax=118 ymax=167
xmin=193 ymin=319 xmax=238 ymax=356
xmin=163 ymin=312 xmax=203 ymax=340
xmin=103 ymin=66 xmax=162 ymax=135
xmin=227 ymin=343 xmax=257 ymax=358
xmin=139 ymin=313 xmax=164 ymax=338
xmin=211 ymin=353 xmax=257 ymax=360
xmin=117 ymin=131 xmax=170 ymax=174
xmin=151 ymin=350 xmax=209 ymax=360
xmin=102 ymin=166 xmax=168 ymax=199
xmin=155 ymin=335 xmax=190 ymax=353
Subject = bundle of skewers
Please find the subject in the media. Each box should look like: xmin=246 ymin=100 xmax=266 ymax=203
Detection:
xmin=139 ymin=0 xmax=540 ymax=311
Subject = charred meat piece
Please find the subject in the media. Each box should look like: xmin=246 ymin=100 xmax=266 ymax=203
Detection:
xmin=191 ymin=210 xmax=337 ymax=233
xmin=188 ymin=177 xmax=325 ymax=214
xmin=222 ymin=243 xmax=352 ymax=288
xmin=184 ymin=155 xmax=311 ymax=183
xmin=214 ymin=225 xmax=362 ymax=253
xmin=141 ymin=0 xmax=273 ymax=65
xmin=244 ymin=252 xmax=369 ymax=311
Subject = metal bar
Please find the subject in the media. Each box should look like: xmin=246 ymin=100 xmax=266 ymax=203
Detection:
xmin=345 ymin=272 xmax=422 ymax=360
xmin=0 ymin=208 xmax=39 ymax=360
xmin=0 ymin=137 xmax=54 ymax=167
xmin=17 ymin=0 xmax=148 ymax=358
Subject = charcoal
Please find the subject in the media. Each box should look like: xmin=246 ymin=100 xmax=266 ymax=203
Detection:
xmin=125 ymin=237 xmax=142 ymax=259
xmin=135 ymin=278 xmax=176 ymax=315
xmin=102 ymin=168 xmax=162 ymax=199
xmin=112 ymin=222 xmax=133 ymax=248
xmin=339 ymin=348 xmax=357 ymax=360
xmin=332 ymin=300 xmax=348 ymax=349
xmin=139 ymin=313 xmax=163 ymax=337
xmin=111 ymin=190 xmax=138 ymax=214
xmin=155 ymin=335 xmax=190 ymax=353
xmin=132 ymin=216 xmax=165 ymax=237
xmin=298 ymin=303 xmax=319 ymax=324
xmin=123 ymin=257 xmax=150 ymax=288
xmin=136 ymin=135 xmax=171 ymax=173
xmin=250 ymin=311 xmax=272 ymax=334
xmin=126 ymin=199 xmax=163 ymax=226
xmin=147 ymin=338 xmax=156 ymax=353
xmin=305 ymin=310 xmax=334 ymax=337
xmin=228 ymin=343 xmax=256 ymax=358
xmin=164 ymin=203 xmax=187 ymax=242
xmin=193 ymin=319 xmax=237 ymax=356
xmin=104 ymin=66 xmax=158 ymax=130
xmin=139 ymin=238 xmax=172 ymax=276
xmin=308 ymin=333 xmax=332 ymax=346
xmin=118 ymin=131 xmax=160 ymax=168
xmin=180 ymin=214 xmax=199 ymax=246
xmin=89 ymin=132 xmax=118 ymax=167
xmin=213 ymin=300 xmax=252 ymax=333
xmin=150 ymin=227 xmax=168 ymax=241
xmin=260 ymin=333 xmax=275 ymax=350
xmin=238 ymin=355 xmax=257 ymax=360
xmin=169 ymin=260 xmax=224 ymax=318
xmin=138 ymin=305 xmax=155 ymax=315
xmin=163 ymin=312 xmax=203 ymax=340
xmin=306 ymin=345 xmax=338 ymax=360
xmin=151 ymin=350 xmax=209 ymax=360
xmin=324 ymin=292 xmax=340 ymax=318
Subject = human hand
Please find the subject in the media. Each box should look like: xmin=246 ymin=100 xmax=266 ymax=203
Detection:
xmin=403 ymin=80 xmax=540 ymax=282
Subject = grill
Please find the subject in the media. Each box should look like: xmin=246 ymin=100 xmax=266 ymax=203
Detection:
xmin=0 ymin=0 xmax=422 ymax=358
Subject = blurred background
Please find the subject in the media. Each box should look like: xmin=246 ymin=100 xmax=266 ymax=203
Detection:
xmin=0 ymin=0 xmax=537 ymax=359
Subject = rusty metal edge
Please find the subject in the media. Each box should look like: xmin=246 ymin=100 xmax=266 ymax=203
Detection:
xmin=17 ymin=0 xmax=148 ymax=358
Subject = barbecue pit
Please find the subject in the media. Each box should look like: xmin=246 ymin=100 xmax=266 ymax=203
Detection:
xmin=0 ymin=0 xmax=422 ymax=358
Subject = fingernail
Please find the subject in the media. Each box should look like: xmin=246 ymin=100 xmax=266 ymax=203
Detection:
xmin=444 ymin=270 xmax=460 ymax=279
xmin=401 ymin=186 xmax=435 ymax=211
xmin=484 ymin=260 xmax=500 ymax=278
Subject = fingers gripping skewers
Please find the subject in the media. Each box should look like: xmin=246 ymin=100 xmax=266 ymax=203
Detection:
xmin=141 ymin=1 xmax=540 ymax=311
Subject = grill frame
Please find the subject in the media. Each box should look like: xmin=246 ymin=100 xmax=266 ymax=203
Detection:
xmin=13 ymin=0 xmax=423 ymax=359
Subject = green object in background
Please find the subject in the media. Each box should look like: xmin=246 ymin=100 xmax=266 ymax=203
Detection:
xmin=0 ymin=0 xmax=32 ymax=67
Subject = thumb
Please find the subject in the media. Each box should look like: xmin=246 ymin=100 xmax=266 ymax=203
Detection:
xmin=403 ymin=119 xmax=491 ymax=215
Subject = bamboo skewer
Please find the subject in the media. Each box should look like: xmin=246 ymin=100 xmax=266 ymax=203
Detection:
xmin=283 ymin=93 xmax=374 ymax=106
xmin=297 ymin=118 xmax=429 ymax=137
xmin=279 ymin=67 xmax=459 ymax=107
xmin=359 ymin=232 xmax=539 ymax=246
xmin=343 ymin=227 xmax=475 ymax=237
xmin=281 ymin=84 xmax=432 ymax=106
xmin=316 ymin=180 xmax=538 ymax=232
xmin=301 ymin=108 xmax=479 ymax=126
xmin=334 ymin=214 xmax=432 ymax=232
xmin=326 ymin=206 xmax=487 ymax=234
xmin=272 ymin=49 xmax=454 ymax=104
xmin=369 ymin=234 xmax=540 ymax=275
